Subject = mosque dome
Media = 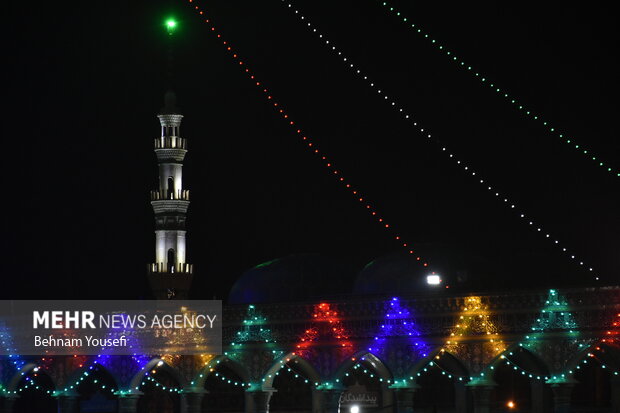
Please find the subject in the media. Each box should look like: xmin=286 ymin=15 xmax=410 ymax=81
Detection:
xmin=228 ymin=254 xmax=354 ymax=304
xmin=353 ymin=251 xmax=431 ymax=295
xmin=353 ymin=248 xmax=474 ymax=295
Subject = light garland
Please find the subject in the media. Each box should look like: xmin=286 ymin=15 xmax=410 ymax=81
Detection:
xmin=368 ymin=297 xmax=429 ymax=358
xmin=279 ymin=0 xmax=600 ymax=283
xmin=413 ymin=360 xmax=470 ymax=382
xmin=415 ymin=296 xmax=505 ymax=382
xmin=495 ymin=354 xmax=549 ymax=381
xmin=225 ymin=305 xmax=284 ymax=369
xmin=1 ymin=362 xmax=118 ymax=397
xmin=191 ymin=358 xmax=251 ymax=388
xmin=602 ymin=312 xmax=620 ymax=344
xmin=377 ymin=1 xmax=619 ymax=179
xmin=142 ymin=375 xmax=183 ymax=394
xmin=338 ymin=361 xmax=393 ymax=385
xmin=232 ymin=305 xmax=276 ymax=345
xmin=582 ymin=348 xmax=620 ymax=377
xmin=184 ymin=0 xmax=430 ymax=268
xmin=0 ymin=331 xmax=25 ymax=370
xmin=190 ymin=357 xmax=312 ymax=389
xmin=528 ymin=289 xmax=578 ymax=335
xmin=482 ymin=289 xmax=582 ymax=382
xmin=296 ymin=303 xmax=352 ymax=358
xmin=443 ymin=297 xmax=504 ymax=356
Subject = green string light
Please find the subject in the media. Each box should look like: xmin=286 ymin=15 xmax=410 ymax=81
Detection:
xmin=280 ymin=0 xmax=600 ymax=283
xmin=378 ymin=0 xmax=619 ymax=178
xmin=184 ymin=0 xmax=431 ymax=268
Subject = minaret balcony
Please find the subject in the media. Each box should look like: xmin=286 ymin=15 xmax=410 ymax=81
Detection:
xmin=154 ymin=148 xmax=187 ymax=162
xmin=151 ymin=189 xmax=190 ymax=201
xmin=154 ymin=136 xmax=187 ymax=149
xmin=148 ymin=262 xmax=193 ymax=274
xmin=151 ymin=200 xmax=190 ymax=214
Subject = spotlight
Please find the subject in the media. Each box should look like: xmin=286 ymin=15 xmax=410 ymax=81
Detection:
xmin=426 ymin=274 xmax=441 ymax=285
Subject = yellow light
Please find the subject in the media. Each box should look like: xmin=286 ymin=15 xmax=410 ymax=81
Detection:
xmin=507 ymin=401 xmax=516 ymax=409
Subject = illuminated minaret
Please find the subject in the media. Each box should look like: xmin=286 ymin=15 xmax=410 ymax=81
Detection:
xmin=148 ymin=91 xmax=193 ymax=299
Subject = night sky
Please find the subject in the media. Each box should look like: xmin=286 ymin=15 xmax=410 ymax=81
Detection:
xmin=3 ymin=1 xmax=619 ymax=300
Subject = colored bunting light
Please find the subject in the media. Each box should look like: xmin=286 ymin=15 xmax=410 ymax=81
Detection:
xmin=184 ymin=0 xmax=430 ymax=269
xmin=280 ymin=0 xmax=600 ymax=283
xmin=442 ymin=296 xmax=504 ymax=358
xmin=378 ymin=0 xmax=619 ymax=179
xmin=233 ymin=305 xmax=276 ymax=344
xmin=368 ymin=297 xmax=428 ymax=357
xmin=296 ymin=302 xmax=352 ymax=358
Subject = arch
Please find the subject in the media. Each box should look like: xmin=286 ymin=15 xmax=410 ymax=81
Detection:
xmin=7 ymin=363 xmax=57 ymax=393
xmin=332 ymin=351 xmax=393 ymax=413
xmin=167 ymin=248 xmax=176 ymax=272
xmin=60 ymin=359 xmax=120 ymax=394
xmin=332 ymin=351 xmax=392 ymax=383
xmin=12 ymin=366 xmax=56 ymax=413
xmin=267 ymin=353 xmax=317 ymax=413
xmin=128 ymin=358 xmax=184 ymax=390
xmin=167 ymin=177 xmax=175 ymax=199
xmin=414 ymin=363 xmax=463 ymax=412
xmin=137 ymin=364 xmax=181 ymax=413
xmin=571 ymin=350 xmax=613 ymax=410
xmin=262 ymin=352 xmax=322 ymax=389
xmin=74 ymin=362 xmax=119 ymax=412
xmin=408 ymin=347 xmax=470 ymax=380
xmin=191 ymin=355 xmax=251 ymax=390
xmin=200 ymin=356 xmax=248 ymax=413
xmin=483 ymin=343 xmax=551 ymax=379
xmin=565 ymin=340 xmax=620 ymax=375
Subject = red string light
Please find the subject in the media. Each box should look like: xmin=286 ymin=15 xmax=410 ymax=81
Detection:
xmin=279 ymin=0 xmax=599 ymax=282
xmin=295 ymin=303 xmax=352 ymax=359
xmin=602 ymin=313 xmax=620 ymax=344
xmin=185 ymin=0 xmax=429 ymax=268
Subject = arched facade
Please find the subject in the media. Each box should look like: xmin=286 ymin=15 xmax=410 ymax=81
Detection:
xmin=2 ymin=289 xmax=619 ymax=413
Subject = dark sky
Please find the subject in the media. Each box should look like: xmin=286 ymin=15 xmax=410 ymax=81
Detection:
xmin=3 ymin=1 xmax=619 ymax=300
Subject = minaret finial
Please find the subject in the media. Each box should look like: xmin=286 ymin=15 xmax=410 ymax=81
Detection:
xmin=164 ymin=17 xmax=178 ymax=93
xmin=161 ymin=90 xmax=180 ymax=115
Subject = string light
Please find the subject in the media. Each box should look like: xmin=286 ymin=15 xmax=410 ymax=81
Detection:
xmin=342 ymin=360 xmax=393 ymax=385
xmin=296 ymin=302 xmax=352 ymax=359
xmin=497 ymin=354 xmax=549 ymax=381
xmin=378 ymin=0 xmax=619 ymax=179
xmin=191 ymin=357 xmax=311 ymax=389
xmin=226 ymin=304 xmax=284 ymax=366
xmin=443 ymin=296 xmax=505 ymax=357
xmin=185 ymin=0 xmax=429 ymax=268
xmin=485 ymin=289 xmax=581 ymax=382
xmin=368 ymin=297 xmax=429 ymax=358
xmin=142 ymin=375 xmax=183 ymax=394
xmin=528 ymin=289 xmax=578 ymax=336
xmin=0 ymin=330 xmax=26 ymax=370
xmin=602 ymin=312 xmax=620 ymax=344
xmin=279 ymin=0 xmax=600 ymax=283
xmin=2 ymin=362 xmax=118 ymax=397
xmin=231 ymin=305 xmax=277 ymax=345
xmin=413 ymin=360 xmax=470 ymax=382
xmin=585 ymin=348 xmax=620 ymax=377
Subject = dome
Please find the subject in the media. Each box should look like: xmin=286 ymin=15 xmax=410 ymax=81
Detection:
xmin=353 ymin=244 xmax=475 ymax=295
xmin=353 ymin=251 xmax=431 ymax=295
xmin=228 ymin=254 xmax=353 ymax=304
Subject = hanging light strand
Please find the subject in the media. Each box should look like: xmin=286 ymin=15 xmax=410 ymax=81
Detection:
xmin=377 ymin=1 xmax=619 ymax=179
xmin=184 ymin=0 xmax=430 ymax=268
xmin=279 ymin=0 xmax=600 ymax=283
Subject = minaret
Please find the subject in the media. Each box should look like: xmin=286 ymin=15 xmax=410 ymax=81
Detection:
xmin=148 ymin=91 xmax=193 ymax=299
